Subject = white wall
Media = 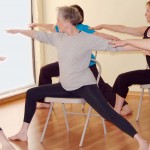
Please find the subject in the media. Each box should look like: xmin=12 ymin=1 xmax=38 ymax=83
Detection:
xmin=0 ymin=0 xmax=35 ymax=98
xmin=43 ymin=0 xmax=149 ymax=91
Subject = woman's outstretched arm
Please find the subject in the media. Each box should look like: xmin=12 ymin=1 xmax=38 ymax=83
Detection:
xmin=110 ymin=39 xmax=150 ymax=51
xmin=29 ymin=23 xmax=56 ymax=32
xmin=6 ymin=29 xmax=35 ymax=38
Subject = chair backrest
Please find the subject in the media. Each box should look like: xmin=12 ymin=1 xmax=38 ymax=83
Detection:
xmin=93 ymin=51 xmax=97 ymax=59
xmin=90 ymin=59 xmax=102 ymax=85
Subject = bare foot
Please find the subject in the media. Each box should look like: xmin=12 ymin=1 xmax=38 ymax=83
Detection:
xmin=36 ymin=103 xmax=50 ymax=109
xmin=138 ymin=141 xmax=149 ymax=150
xmin=8 ymin=133 xmax=28 ymax=142
xmin=120 ymin=105 xmax=133 ymax=116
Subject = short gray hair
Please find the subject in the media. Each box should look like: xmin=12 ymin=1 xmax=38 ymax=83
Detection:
xmin=57 ymin=6 xmax=82 ymax=26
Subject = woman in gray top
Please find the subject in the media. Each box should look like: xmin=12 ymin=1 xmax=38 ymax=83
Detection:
xmin=6 ymin=6 xmax=149 ymax=150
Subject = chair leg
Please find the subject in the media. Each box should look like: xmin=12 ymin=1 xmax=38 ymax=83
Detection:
xmin=79 ymin=106 xmax=92 ymax=147
xmin=136 ymin=88 xmax=144 ymax=121
xmin=101 ymin=118 xmax=107 ymax=135
xmin=148 ymin=88 xmax=150 ymax=97
xmin=40 ymin=103 xmax=54 ymax=142
xmin=82 ymin=103 xmax=86 ymax=110
xmin=62 ymin=103 xmax=69 ymax=131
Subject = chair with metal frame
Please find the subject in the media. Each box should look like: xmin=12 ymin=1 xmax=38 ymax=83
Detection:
xmin=136 ymin=64 xmax=150 ymax=121
xmin=136 ymin=84 xmax=150 ymax=121
xmin=40 ymin=59 xmax=107 ymax=147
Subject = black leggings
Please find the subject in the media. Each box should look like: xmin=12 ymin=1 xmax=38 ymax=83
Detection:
xmin=38 ymin=62 xmax=128 ymax=107
xmin=0 ymin=127 xmax=2 ymax=130
xmin=24 ymin=83 xmax=137 ymax=137
xmin=113 ymin=69 xmax=150 ymax=98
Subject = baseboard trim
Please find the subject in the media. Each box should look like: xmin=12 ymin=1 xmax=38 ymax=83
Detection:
xmin=0 ymin=93 xmax=26 ymax=105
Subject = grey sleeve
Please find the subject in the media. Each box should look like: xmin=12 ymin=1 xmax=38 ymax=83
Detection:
xmin=89 ymin=35 xmax=123 ymax=52
xmin=33 ymin=31 xmax=58 ymax=46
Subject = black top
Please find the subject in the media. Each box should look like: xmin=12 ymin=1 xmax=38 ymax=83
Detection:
xmin=143 ymin=26 xmax=150 ymax=68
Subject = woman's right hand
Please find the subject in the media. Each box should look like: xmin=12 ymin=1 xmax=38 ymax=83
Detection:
xmin=109 ymin=40 xmax=127 ymax=47
xmin=28 ymin=23 xmax=38 ymax=28
xmin=0 ymin=57 xmax=6 ymax=61
xmin=5 ymin=29 xmax=20 ymax=34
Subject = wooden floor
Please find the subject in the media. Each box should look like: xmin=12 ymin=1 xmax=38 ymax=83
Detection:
xmin=0 ymin=94 xmax=150 ymax=150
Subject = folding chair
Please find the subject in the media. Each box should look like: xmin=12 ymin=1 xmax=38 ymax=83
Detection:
xmin=40 ymin=59 xmax=107 ymax=146
xmin=136 ymin=84 xmax=150 ymax=121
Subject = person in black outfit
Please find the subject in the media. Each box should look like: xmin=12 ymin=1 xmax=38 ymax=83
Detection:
xmin=91 ymin=0 xmax=150 ymax=115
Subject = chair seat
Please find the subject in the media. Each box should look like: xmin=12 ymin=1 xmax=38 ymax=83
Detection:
xmin=140 ymin=84 xmax=150 ymax=88
xmin=45 ymin=97 xmax=86 ymax=104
